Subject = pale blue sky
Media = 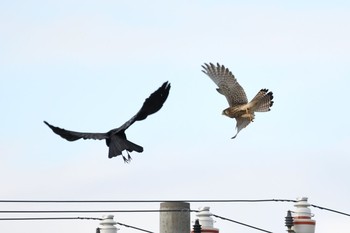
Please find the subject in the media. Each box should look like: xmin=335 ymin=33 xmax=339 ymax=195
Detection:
xmin=1 ymin=1 xmax=350 ymax=232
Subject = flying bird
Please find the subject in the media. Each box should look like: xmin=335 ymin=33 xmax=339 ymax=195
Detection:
xmin=202 ymin=63 xmax=273 ymax=139
xmin=44 ymin=81 xmax=171 ymax=162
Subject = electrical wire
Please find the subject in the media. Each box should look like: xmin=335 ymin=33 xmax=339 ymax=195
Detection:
xmin=1 ymin=198 xmax=349 ymax=232
xmin=0 ymin=208 xmax=273 ymax=232
xmin=0 ymin=217 xmax=153 ymax=233
xmin=0 ymin=217 xmax=101 ymax=221
xmin=310 ymin=204 xmax=350 ymax=217
xmin=0 ymin=199 xmax=296 ymax=203
xmin=1 ymin=199 xmax=348 ymax=217
xmin=0 ymin=209 xmax=193 ymax=213
xmin=212 ymin=213 xmax=273 ymax=233
xmin=116 ymin=222 xmax=154 ymax=233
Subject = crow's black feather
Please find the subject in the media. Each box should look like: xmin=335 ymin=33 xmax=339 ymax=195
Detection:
xmin=44 ymin=81 xmax=171 ymax=161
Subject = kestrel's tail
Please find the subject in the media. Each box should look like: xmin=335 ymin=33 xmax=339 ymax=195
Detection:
xmin=249 ymin=89 xmax=274 ymax=112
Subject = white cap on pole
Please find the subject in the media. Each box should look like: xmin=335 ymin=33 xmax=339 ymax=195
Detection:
xmin=194 ymin=207 xmax=219 ymax=233
xmin=98 ymin=215 xmax=118 ymax=233
xmin=292 ymin=197 xmax=316 ymax=233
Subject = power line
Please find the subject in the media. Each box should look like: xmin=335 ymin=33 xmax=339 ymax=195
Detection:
xmin=117 ymin=222 xmax=154 ymax=233
xmin=0 ymin=199 xmax=296 ymax=203
xmin=0 ymin=209 xmax=194 ymax=214
xmin=212 ymin=213 xmax=273 ymax=233
xmin=0 ymin=217 xmax=101 ymax=221
xmin=1 ymin=198 xmax=348 ymax=231
xmin=2 ymin=199 xmax=348 ymax=217
xmin=0 ymin=217 xmax=153 ymax=233
xmin=311 ymin=204 xmax=350 ymax=217
xmin=0 ymin=209 xmax=273 ymax=233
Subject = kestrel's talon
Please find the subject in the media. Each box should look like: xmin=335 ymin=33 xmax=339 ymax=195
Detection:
xmin=245 ymin=108 xmax=252 ymax=122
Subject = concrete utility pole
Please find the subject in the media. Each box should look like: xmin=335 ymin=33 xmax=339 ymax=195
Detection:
xmin=160 ymin=202 xmax=190 ymax=233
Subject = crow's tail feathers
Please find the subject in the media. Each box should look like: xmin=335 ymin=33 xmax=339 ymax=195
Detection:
xmin=107 ymin=136 xmax=143 ymax=160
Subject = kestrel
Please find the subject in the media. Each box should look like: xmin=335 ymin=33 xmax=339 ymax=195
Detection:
xmin=202 ymin=63 xmax=273 ymax=139
xmin=44 ymin=81 xmax=171 ymax=162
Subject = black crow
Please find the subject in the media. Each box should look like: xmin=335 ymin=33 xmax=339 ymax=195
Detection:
xmin=44 ymin=81 xmax=171 ymax=162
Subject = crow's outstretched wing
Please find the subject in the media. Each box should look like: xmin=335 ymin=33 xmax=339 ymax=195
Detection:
xmin=115 ymin=81 xmax=171 ymax=132
xmin=44 ymin=81 xmax=171 ymax=161
xmin=43 ymin=121 xmax=108 ymax=141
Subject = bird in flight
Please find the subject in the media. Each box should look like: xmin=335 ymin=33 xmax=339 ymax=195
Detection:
xmin=44 ymin=81 xmax=171 ymax=162
xmin=202 ymin=63 xmax=273 ymax=139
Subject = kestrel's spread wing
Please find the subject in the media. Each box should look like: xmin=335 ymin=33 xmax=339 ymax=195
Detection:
xmin=44 ymin=81 xmax=171 ymax=162
xmin=201 ymin=63 xmax=248 ymax=107
xmin=202 ymin=63 xmax=273 ymax=138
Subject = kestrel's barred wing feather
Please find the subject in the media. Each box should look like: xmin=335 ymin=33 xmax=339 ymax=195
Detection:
xmin=248 ymin=89 xmax=274 ymax=112
xmin=201 ymin=63 xmax=248 ymax=106
xmin=43 ymin=121 xmax=108 ymax=141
